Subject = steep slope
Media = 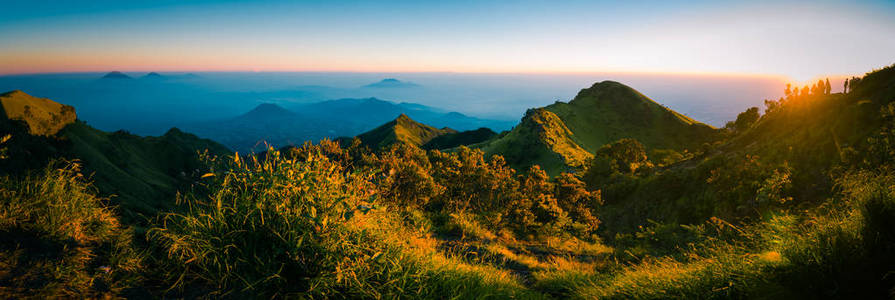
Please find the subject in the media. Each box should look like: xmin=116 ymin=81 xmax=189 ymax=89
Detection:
xmin=544 ymin=81 xmax=716 ymax=153
xmin=421 ymin=127 xmax=497 ymax=150
xmin=0 ymin=90 xmax=76 ymax=136
xmin=0 ymin=90 xmax=78 ymax=172
xmin=356 ymin=114 xmax=456 ymax=148
xmin=479 ymin=81 xmax=715 ymax=174
xmin=479 ymin=108 xmax=592 ymax=174
xmin=0 ymin=90 xmax=230 ymax=223
xmin=62 ymin=124 xmax=230 ymax=222
xmin=597 ymin=65 xmax=895 ymax=231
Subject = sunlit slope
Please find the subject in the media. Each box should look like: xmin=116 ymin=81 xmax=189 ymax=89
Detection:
xmin=545 ymin=81 xmax=716 ymax=153
xmin=357 ymin=114 xmax=456 ymax=148
xmin=0 ymin=90 xmax=231 ymax=223
xmin=600 ymin=65 xmax=895 ymax=230
xmin=0 ymin=90 xmax=76 ymax=136
xmin=479 ymin=108 xmax=592 ymax=174
xmin=479 ymin=81 xmax=716 ymax=174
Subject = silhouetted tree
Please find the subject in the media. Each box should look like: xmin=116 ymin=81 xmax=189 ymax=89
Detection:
xmin=801 ymin=86 xmax=810 ymax=97
xmin=733 ymin=107 xmax=760 ymax=132
xmin=825 ymin=78 xmax=832 ymax=95
xmin=849 ymin=76 xmax=861 ymax=93
xmin=784 ymin=83 xmax=792 ymax=98
xmin=844 ymin=78 xmax=849 ymax=93
xmin=764 ymin=98 xmax=783 ymax=114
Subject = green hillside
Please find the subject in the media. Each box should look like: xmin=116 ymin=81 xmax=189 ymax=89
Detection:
xmin=479 ymin=108 xmax=592 ymax=174
xmin=596 ymin=65 xmax=895 ymax=231
xmin=62 ymin=124 xmax=230 ymax=222
xmin=0 ymin=90 xmax=231 ymax=224
xmin=0 ymin=90 xmax=77 ymax=136
xmin=478 ymin=81 xmax=715 ymax=174
xmin=421 ymin=127 xmax=496 ymax=150
xmin=356 ymin=113 xmax=456 ymax=148
xmin=544 ymin=81 xmax=716 ymax=152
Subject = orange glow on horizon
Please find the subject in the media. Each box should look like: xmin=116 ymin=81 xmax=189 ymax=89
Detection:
xmin=0 ymin=52 xmax=796 ymax=83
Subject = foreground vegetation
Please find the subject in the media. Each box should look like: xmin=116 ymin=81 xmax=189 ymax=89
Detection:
xmin=1 ymin=65 xmax=894 ymax=298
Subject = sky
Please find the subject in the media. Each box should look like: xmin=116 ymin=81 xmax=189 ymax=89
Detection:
xmin=1 ymin=0 xmax=893 ymax=82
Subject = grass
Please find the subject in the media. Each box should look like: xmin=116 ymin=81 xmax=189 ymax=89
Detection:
xmin=0 ymin=160 xmax=142 ymax=298
xmin=146 ymin=147 xmax=545 ymax=298
xmin=532 ymin=171 xmax=895 ymax=299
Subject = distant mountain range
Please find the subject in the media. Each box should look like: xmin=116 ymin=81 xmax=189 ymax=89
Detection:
xmin=99 ymin=71 xmax=198 ymax=81
xmin=182 ymin=97 xmax=514 ymax=152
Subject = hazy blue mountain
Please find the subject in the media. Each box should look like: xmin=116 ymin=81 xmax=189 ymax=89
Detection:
xmin=141 ymin=72 xmax=166 ymax=80
xmin=101 ymin=71 xmax=133 ymax=79
xmin=299 ymin=97 xmax=514 ymax=132
xmin=362 ymin=78 xmax=420 ymax=88
xmin=182 ymin=97 xmax=513 ymax=152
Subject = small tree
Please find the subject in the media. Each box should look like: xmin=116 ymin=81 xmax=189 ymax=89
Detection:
xmin=844 ymin=78 xmax=849 ymax=93
xmin=825 ymin=78 xmax=832 ymax=95
xmin=733 ymin=107 xmax=760 ymax=132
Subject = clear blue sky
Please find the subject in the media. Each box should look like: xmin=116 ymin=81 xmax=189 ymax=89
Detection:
xmin=1 ymin=0 xmax=893 ymax=82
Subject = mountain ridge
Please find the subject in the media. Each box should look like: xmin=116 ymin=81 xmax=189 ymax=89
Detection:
xmin=356 ymin=113 xmax=456 ymax=148
xmin=477 ymin=81 xmax=718 ymax=174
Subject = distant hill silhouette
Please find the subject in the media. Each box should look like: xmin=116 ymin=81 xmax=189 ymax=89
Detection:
xmin=101 ymin=71 xmax=133 ymax=79
xmin=141 ymin=72 xmax=166 ymax=79
xmin=301 ymin=97 xmax=514 ymax=132
xmin=362 ymin=78 xmax=420 ymax=88
xmin=241 ymin=103 xmax=298 ymax=120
